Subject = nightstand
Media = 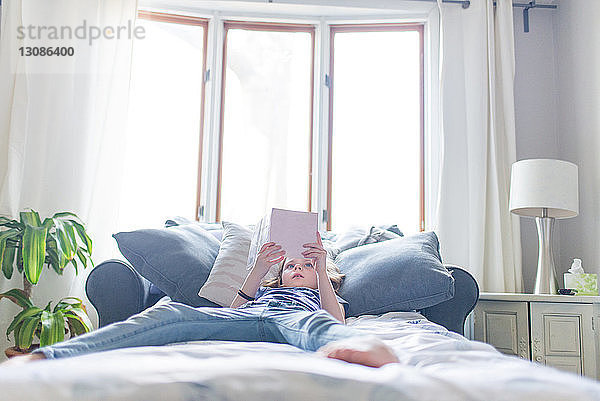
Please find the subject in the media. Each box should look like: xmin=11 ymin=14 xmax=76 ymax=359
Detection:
xmin=468 ymin=293 xmax=600 ymax=379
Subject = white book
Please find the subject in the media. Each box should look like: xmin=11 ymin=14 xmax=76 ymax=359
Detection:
xmin=247 ymin=208 xmax=319 ymax=270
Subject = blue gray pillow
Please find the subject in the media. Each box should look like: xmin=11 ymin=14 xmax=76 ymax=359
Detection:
xmin=164 ymin=217 xmax=224 ymax=241
xmin=336 ymin=231 xmax=454 ymax=317
xmin=113 ymin=224 xmax=221 ymax=307
xmin=324 ymin=225 xmax=404 ymax=259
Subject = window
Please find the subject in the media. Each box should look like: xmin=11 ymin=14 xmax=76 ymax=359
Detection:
xmin=124 ymin=11 xmax=426 ymax=232
xmin=217 ymin=22 xmax=315 ymax=225
xmin=327 ymin=24 xmax=424 ymax=233
xmin=118 ymin=12 xmax=207 ymax=230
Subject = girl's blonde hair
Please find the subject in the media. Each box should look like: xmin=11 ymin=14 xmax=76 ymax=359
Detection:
xmin=263 ymin=257 xmax=345 ymax=292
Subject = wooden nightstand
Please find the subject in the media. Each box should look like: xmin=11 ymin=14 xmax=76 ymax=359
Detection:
xmin=467 ymin=293 xmax=600 ymax=379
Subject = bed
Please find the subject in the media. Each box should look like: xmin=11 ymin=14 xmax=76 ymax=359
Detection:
xmin=1 ymin=308 xmax=599 ymax=400
xmin=2 ymin=225 xmax=599 ymax=400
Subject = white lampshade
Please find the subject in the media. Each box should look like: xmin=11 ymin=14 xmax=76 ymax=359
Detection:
xmin=509 ymin=159 xmax=579 ymax=218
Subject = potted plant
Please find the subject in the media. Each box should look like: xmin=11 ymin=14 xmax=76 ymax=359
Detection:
xmin=0 ymin=210 xmax=94 ymax=357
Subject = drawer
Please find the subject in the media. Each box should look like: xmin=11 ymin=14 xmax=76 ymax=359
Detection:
xmin=476 ymin=295 xmax=598 ymax=379
xmin=545 ymin=355 xmax=582 ymax=375
xmin=530 ymin=302 xmax=594 ymax=377
xmin=543 ymin=314 xmax=581 ymax=356
xmin=473 ymin=301 xmax=529 ymax=359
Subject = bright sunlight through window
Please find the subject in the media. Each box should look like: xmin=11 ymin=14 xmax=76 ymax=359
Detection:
xmin=219 ymin=26 xmax=313 ymax=225
xmin=330 ymin=29 xmax=422 ymax=233
xmin=118 ymin=18 xmax=205 ymax=230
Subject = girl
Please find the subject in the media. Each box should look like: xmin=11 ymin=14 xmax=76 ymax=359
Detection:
xmin=8 ymin=232 xmax=398 ymax=368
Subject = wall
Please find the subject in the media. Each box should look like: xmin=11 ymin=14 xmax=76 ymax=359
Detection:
xmin=513 ymin=7 xmax=560 ymax=292
xmin=514 ymin=0 xmax=600 ymax=289
xmin=554 ymin=0 xmax=600 ymax=278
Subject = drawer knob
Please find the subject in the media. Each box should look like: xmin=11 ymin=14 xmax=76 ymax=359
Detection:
xmin=535 ymin=356 xmax=543 ymax=362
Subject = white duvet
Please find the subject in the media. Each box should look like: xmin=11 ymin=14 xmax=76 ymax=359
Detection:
xmin=1 ymin=312 xmax=599 ymax=401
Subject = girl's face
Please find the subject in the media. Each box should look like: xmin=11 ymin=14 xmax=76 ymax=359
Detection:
xmin=280 ymin=258 xmax=318 ymax=289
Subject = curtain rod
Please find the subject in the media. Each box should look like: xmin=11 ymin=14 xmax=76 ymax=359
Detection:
xmin=419 ymin=0 xmax=557 ymax=32
xmin=420 ymin=0 xmax=557 ymax=9
xmin=0 ymin=0 xmax=555 ymax=32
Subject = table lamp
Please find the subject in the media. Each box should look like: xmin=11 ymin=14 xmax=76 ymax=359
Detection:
xmin=509 ymin=159 xmax=579 ymax=294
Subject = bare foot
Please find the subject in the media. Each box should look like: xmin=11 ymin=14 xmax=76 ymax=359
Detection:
xmin=317 ymin=336 xmax=399 ymax=368
xmin=2 ymin=353 xmax=46 ymax=366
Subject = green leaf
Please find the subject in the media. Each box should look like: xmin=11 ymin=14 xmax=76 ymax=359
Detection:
xmin=20 ymin=210 xmax=42 ymax=227
xmin=58 ymin=296 xmax=83 ymax=304
xmin=39 ymin=311 xmax=52 ymax=345
xmin=0 ymin=288 xmax=33 ymax=309
xmin=54 ymin=302 xmax=75 ymax=314
xmin=70 ymin=256 xmax=78 ymax=275
xmin=0 ymin=229 xmax=19 ymax=279
xmin=0 ymin=218 xmax=24 ymax=230
xmin=40 ymin=310 xmax=64 ymax=347
xmin=46 ymin=236 xmax=68 ymax=271
xmin=76 ymin=249 xmax=88 ymax=270
xmin=6 ymin=307 xmax=42 ymax=339
xmin=50 ymin=216 xmax=92 ymax=275
xmin=65 ymin=312 xmax=92 ymax=335
xmin=17 ymin=316 xmax=39 ymax=349
xmin=72 ymin=221 xmax=93 ymax=256
xmin=41 ymin=217 xmax=53 ymax=228
xmin=16 ymin=244 xmax=23 ymax=273
xmin=64 ymin=307 xmax=92 ymax=332
xmin=64 ymin=222 xmax=78 ymax=255
xmin=52 ymin=219 xmax=75 ymax=261
xmin=12 ymin=324 xmax=21 ymax=349
xmin=52 ymin=212 xmax=83 ymax=224
xmin=45 ymin=246 xmax=64 ymax=275
xmin=53 ymin=297 xmax=83 ymax=312
xmin=54 ymin=297 xmax=92 ymax=335
xmin=22 ymin=224 xmax=48 ymax=285
xmin=66 ymin=315 xmax=86 ymax=336
xmin=1 ymin=246 xmax=16 ymax=279
xmin=0 ymin=229 xmax=19 ymax=242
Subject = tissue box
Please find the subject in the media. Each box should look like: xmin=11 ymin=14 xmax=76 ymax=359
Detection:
xmin=564 ymin=273 xmax=598 ymax=296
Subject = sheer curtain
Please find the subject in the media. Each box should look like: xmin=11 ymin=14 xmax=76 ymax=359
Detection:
xmin=433 ymin=0 xmax=523 ymax=292
xmin=0 ymin=0 xmax=137 ymax=354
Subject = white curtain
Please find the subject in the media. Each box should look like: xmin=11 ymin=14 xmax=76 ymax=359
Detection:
xmin=433 ymin=0 xmax=523 ymax=292
xmin=0 ymin=0 xmax=137 ymax=355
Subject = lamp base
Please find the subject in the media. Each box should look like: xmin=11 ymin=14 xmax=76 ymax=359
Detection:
xmin=534 ymin=215 xmax=559 ymax=295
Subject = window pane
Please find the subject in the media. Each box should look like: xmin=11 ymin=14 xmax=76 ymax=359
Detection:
xmin=118 ymin=18 xmax=204 ymax=230
xmin=220 ymin=27 xmax=312 ymax=225
xmin=331 ymin=30 xmax=421 ymax=233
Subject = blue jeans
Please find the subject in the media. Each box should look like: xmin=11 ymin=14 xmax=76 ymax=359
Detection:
xmin=33 ymin=300 xmax=363 ymax=359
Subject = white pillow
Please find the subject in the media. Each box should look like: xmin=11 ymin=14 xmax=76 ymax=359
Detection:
xmin=198 ymin=221 xmax=252 ymax=306
xmin=247 ymin=214 xmax=281 ymax=284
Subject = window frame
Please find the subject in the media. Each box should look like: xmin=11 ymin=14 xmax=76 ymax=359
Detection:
xmin=136 ymin=10 xmax=209 ymax=221
xmin=215 ymin=21 xmax=317 ymax=222
xmin=327 ymin=23 xmax=425 ymax=231
xmin=132 ymin=9 xmax=429 ymax=231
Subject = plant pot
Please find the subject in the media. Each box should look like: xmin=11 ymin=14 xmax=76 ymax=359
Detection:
xmin=4 ymin=344 xmax=39 ymax=359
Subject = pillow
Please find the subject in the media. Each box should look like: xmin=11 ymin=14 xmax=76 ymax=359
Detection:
xmin=164 ymin=217 xmax=224 ymax=241
xmin=246 ymin=219 xmax=284 ymax=284
xmin=357 ymin=226 xmax=401 ymax=246
xmin=198 ymin=222 xmax=253 ymax=306
xmin=321 ymin=238 xmax=341 ymax=260
xmin=334 ymin=225 xmax=402 ymax=254
xmin=382 ymin=224 xmax=403 ymax=237
xmin=336 ymin=231 xmax=454 ymax=317
xmin=113 ymin=224 xmax=221 ymax=307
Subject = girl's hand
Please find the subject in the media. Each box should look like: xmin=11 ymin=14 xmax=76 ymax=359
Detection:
xmin=302 ymin=231 xmax=327 ymax=274
xmin=252 ymin=242 xmax=285 ymax=278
